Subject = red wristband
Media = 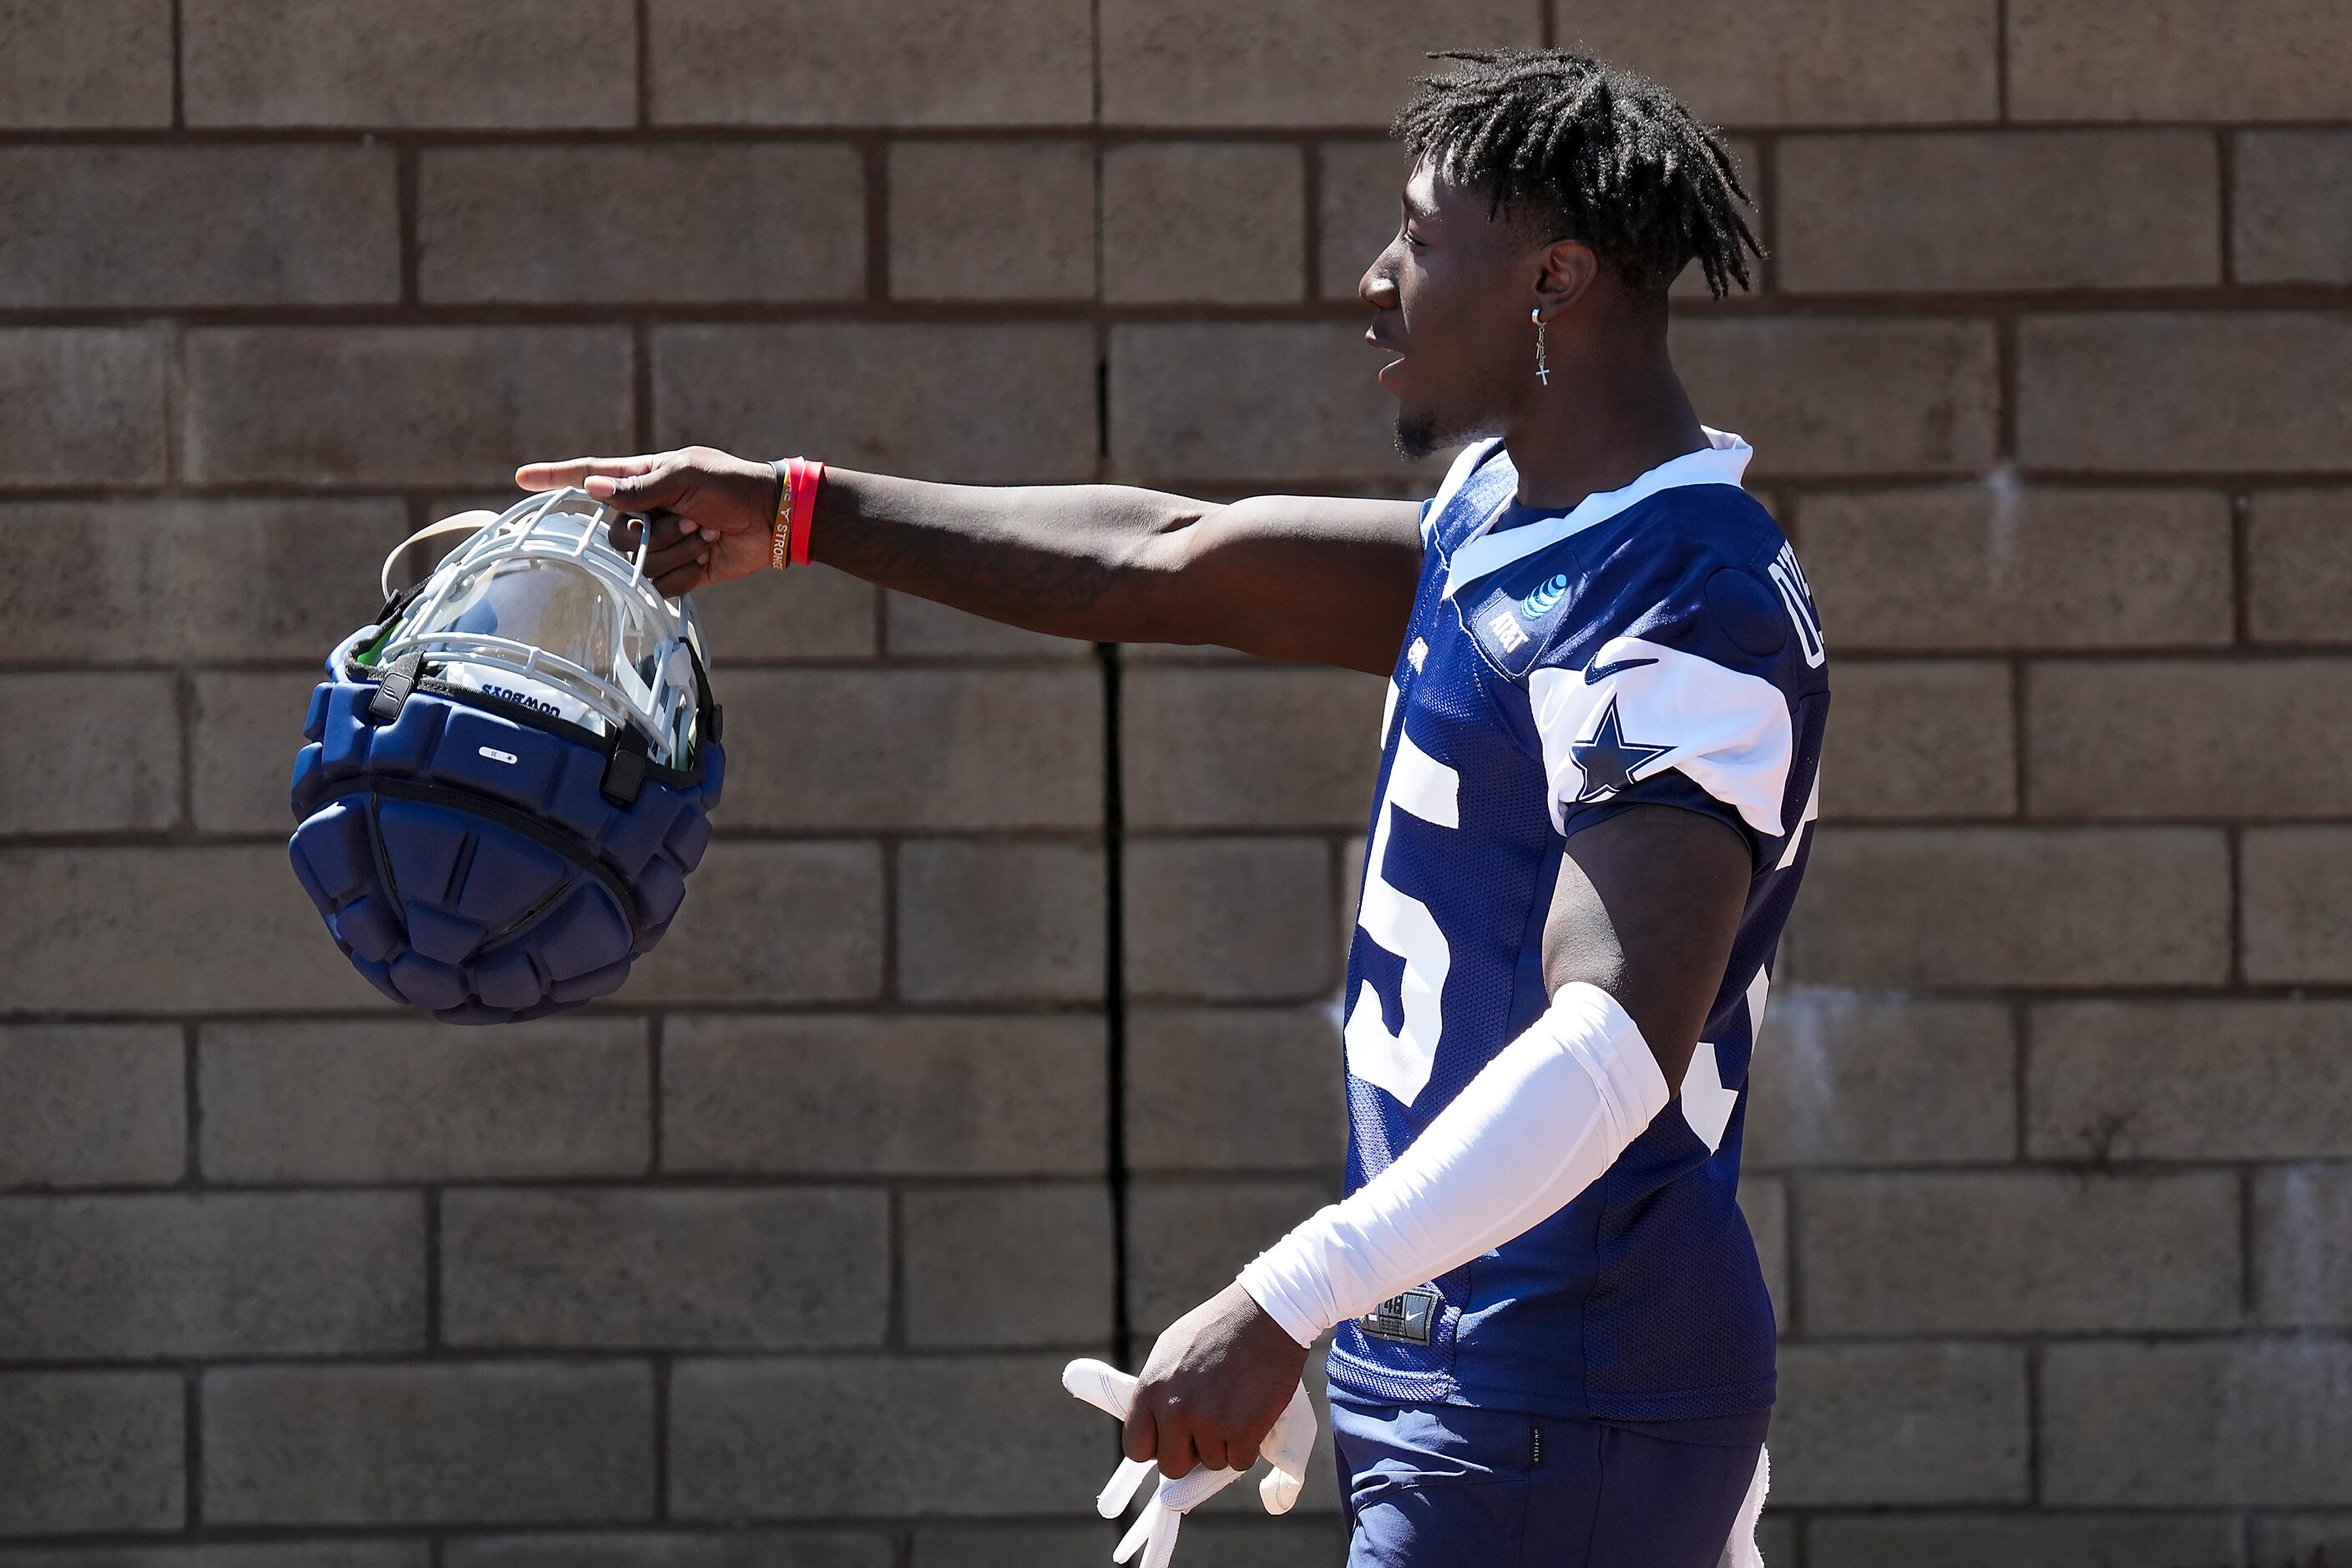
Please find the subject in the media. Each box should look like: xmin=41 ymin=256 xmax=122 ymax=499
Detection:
xmin=781 ymin=456 xmax=809 ymax=574
xmin=787 ymin=457 xmax=824 ymax=568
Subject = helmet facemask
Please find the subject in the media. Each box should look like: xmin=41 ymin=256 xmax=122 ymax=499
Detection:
xmin=349 ymin=488 xmax=708 ymax=770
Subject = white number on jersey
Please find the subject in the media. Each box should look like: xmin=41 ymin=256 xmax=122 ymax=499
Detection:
xmin=1345 ymin=716 xmax=1460 ymax=1109
xmin=1767 ymin=543 xmax=1825 ymax=670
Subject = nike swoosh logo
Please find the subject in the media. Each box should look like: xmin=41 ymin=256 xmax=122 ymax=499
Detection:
xmin=1585 ymin=656 xmax=1659 ymax=684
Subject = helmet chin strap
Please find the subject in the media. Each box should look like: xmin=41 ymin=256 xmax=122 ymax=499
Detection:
xmin=381 ymin=510 xmax=499 ymax=600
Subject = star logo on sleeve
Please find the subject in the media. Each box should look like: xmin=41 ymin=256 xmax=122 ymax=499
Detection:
xmin=1571 ymin=694 xmax=1675 ymax=802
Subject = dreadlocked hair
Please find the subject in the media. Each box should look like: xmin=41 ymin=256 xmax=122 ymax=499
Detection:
xmin=1392 ymin=48 xmax=1763 ymax=299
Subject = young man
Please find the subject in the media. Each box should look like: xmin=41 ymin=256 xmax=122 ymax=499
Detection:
xmin=521 ymin=49 xmax=1826 ymax=1567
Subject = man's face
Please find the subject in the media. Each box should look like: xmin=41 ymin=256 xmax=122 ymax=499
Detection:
xmin=1358 ymin=159 xmax=1548 ymax=460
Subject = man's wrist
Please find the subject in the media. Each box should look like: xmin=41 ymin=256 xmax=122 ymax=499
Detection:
xmin=767 ymin=460 xmax=792 ymax=570
xmin=1237 ymin=1252 xmax=1326 ymax=1350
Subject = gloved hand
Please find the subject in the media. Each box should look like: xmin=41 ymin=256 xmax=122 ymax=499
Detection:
xmin=1063 ymin=1357 xmax=1318 ymax=1568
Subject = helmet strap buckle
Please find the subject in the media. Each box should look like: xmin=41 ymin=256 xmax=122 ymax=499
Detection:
xmin=600 ymin=746 xmax=649 ymax=807
xmin=367 ymin=652 xmax=425 ymax=725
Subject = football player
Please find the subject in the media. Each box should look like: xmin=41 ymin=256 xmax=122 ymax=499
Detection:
xmin=520 ymin=48 xmax=1823 ymax=1568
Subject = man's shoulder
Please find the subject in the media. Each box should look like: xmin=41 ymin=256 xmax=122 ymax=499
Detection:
xmin=1455 ymin=490 xmax=1795 ymax=680
xmin=1606 ymin=480 xmax=1786 ymax=575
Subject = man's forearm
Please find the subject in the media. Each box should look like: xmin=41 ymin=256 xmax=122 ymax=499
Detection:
xmin=808 ymin=468 xmax=1210 ymax=645
xmin=1237 ymin=981 xmax=1670 ymax=1346
xmin=803 ymin=468 xmax=1425 ymax=672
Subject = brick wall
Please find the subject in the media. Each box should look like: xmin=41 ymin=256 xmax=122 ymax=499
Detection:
xmin=2 ymin=2 xmax=2349 ymax=1565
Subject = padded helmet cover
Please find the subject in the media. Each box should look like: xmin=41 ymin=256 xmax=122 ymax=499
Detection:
xmin=288 ymin=489 xmax=724 ymax=1024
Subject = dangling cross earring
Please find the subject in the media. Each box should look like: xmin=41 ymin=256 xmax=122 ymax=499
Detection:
xmin=1531 ymin=308 xmax=1550 ymax=385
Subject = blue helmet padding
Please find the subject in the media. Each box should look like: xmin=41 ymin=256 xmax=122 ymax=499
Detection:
xmin=289 ymin=673 xmax=722 ymax=1025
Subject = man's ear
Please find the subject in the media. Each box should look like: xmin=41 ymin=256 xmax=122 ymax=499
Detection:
xmin=1534 ymin=240 xmax=1601 ymax=317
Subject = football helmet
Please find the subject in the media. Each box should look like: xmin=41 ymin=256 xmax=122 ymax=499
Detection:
xmin=288 ymin=488 xmax=724 ymax=1024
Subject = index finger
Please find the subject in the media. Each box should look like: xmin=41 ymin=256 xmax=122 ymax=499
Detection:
xmin=1121 ymin=1402 xmax=1157 ymax=1464
xmin=1064 ymin=1358 xmax=1138 ymax=1421
xmin=514 ymin=453 xmax=665 ymax=493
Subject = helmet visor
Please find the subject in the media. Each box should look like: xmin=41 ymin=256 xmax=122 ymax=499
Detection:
xmin=372 ymin=491 xmax=702 ymax=766
xmin=424 ymin=555 xmax=663 ymax=703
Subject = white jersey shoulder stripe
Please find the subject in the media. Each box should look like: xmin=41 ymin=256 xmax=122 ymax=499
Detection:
xmin=1527 ymin=635 xmax=1795 ymax=840
xmin=1442 ymin=428 xmax=1754 ymax=602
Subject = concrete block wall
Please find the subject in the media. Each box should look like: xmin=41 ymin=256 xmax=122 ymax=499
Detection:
xmin=2 ymin=2 xmax=2349 ymax=1563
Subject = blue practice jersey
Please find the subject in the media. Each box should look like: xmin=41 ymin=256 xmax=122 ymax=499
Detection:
xmin=1329 ymin=430 xmax=1828 ymax=1425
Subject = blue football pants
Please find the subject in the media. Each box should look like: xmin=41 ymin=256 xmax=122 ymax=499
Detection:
xmin=1334 ymin=1397 xmax=1763 ymax=1567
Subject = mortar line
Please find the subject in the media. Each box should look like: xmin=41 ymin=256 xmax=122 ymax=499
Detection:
xmin=397 ymin=144 xmax=420 ymax=306
xmin=30 ymin=639 xmax=2352 ymax=683
xmin=2231 ymin=490 xmax=2253 ymax=647
xmin=864 ymin=136 xmax=891 ymax=301
xmin=1302 ymin=139 xmax=1324 ymax=301
xmin=646 ymin=1013 xmax=665 ymax=1176
xmin=161 ymin=317 xmax=186 ymax=488
xmin=423 ymin=1187 xmax=443 ymax=1351
xmin=2008 ymin=655 xmax=2027 ymax=822
xmin=1995 ymin=310 xmax=2021 ymax=463
xmin=1090 ymin=0 xmax=1110 ymax=476
xmin=1995 ymin=0 xmax=2010 ymax=123
xmin=13 ymin=1147 xmax=2344 ymax=1200
xmin=175 ymin=666 xmax=196 ymax=837
xmin=5 ymin=1323 xmax=2343 ymax=1378
xmin=185 ymin=1367 xmax=202 ymax=1527
xmin=2011 ymin=999 xmax=2030 ymax=1164
xmin=1781 ymin=1169 xmax=1805 ymax=1339
xmin=632 ymin=318 xmax=654 ymax=451
xmin=183 ymin=1021 xmax=201 ymax=1187
xmin=1100 ymin=637 xmax=1135 ymax=1373
xmin=1093 ymin=0 xmax=1136 ymax=1381
xmin=169 ymin=0 xmax=185 ymax=129
xmin=885 ymin=1186 xmax=907 ymax=1351
xmin=2227 ymin=825 xmax=2245 ymax=992
xmin=23 ymin=116 xmax=2352 ymax=144
xmin=2217 ymin=127 xmax=2237 ymax=287
xmin=2024 ymin=1339 xmax=2042 ymax=1505
xmin=652 ymin=1353 xmax=672 ymax=1520
xmin=2238 ymin=1163 xmax=2257 ymax=1320
xmin=878 ymin=837 xmax=901 ymax=1005
xmin=634 ymin=0 xmax=651 ymax=129
xmin=10 ymin=288 xmax=2352 ymax=333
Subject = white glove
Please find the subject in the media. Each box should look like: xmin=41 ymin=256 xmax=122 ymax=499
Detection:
xmin=1062 ymin=1358 xmax=1318 ymax=1568
xmin=1725 ymin=1444 xmax=1770 ymax=1567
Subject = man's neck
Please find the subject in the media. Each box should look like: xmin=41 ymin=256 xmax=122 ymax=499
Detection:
xmin=1500 ymin=341 xmax=1707 ymax=512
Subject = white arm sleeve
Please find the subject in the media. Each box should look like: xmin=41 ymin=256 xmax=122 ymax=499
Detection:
xmin=1236 ymin=981 xmax=1671 ymax=1348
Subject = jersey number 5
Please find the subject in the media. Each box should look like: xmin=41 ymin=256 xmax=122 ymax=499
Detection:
xmin=1345 ymin=723 xmax=1459 ymax=1109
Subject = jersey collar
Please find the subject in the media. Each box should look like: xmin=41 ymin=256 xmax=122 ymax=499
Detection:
xmin=1439 ymin=427 xmax=1753 ymax=601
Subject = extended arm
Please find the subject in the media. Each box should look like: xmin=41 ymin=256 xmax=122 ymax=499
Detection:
xmin=1123 ymin=803 xmax=1752 ymax=1474
xmin=814 ymin=471 xmax=1424 ymax=670
xmin=514 ymin=448 xmax=1424 ymax=676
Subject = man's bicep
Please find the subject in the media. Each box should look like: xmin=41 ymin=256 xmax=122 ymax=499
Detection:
xmin=1540 ymin=804 xmax=1752 ymax=1085
xmin=1146 ymin=494 xmax=1426 ymax=675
